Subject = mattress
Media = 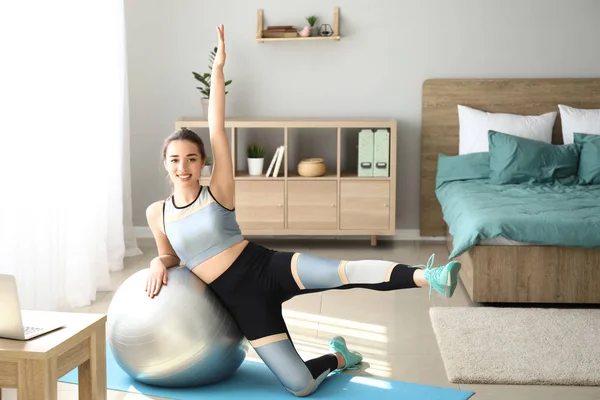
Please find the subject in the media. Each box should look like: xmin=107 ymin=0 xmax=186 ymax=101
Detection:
xmin=436 ymin=179 xmax=600 ymax=258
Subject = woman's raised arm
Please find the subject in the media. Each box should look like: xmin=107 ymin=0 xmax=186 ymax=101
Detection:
xmin=208 ymin=24 xmax=234 ymax=210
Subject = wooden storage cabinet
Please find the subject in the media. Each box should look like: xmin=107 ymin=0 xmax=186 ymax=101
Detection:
xmin=288 ymin=180 xmax=337 ymax=230
xmin=235 ymin=181 xmax=284 ymax=231
xmin=340 ymin=180 xmax=390 ymax=230
xmin=177 ymin=118 xmax=397 ymax=244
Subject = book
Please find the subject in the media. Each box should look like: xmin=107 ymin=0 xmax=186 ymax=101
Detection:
xmin=262 ymin=30 xmax=298 ymax=38
xmin=265 ymin=146 xmax=281 ymax=177
xmin=273 ymin=145 xmax=285 ymax=177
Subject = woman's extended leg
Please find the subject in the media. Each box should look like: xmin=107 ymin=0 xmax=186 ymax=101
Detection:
xmin=270 ymin=251 xmax=462 ymax=300
xmin=253 ymin=250 xmax=462 ymax=384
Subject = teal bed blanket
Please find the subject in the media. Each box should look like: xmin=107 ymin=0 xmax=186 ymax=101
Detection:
xmin=437 ymin=179 xmax=600 ymax=258
xmin=435 ymin=131 xmax=600 ymax=259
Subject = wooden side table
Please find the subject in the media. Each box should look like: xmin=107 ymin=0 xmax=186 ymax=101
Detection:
xmin=0 ymin=311 xmax=107 ymax=400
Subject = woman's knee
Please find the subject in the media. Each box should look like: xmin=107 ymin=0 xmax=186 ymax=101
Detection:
xmin=284 ymin=379 xmax=317 ymax=397
xmin=283 ymin=367 xmax=329 ymax=396
xmin=251 ymin=334 xmax=321 ymax=396
xmin=288 ymin=253 xmax=400 ymax=290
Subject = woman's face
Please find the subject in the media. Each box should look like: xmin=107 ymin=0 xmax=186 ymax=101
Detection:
xmin=164 ymin=140 xmax=204 ymax=188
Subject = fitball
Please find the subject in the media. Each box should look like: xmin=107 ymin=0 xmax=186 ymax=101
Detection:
xmin=106 ymin=266 xmax=248 ymax=388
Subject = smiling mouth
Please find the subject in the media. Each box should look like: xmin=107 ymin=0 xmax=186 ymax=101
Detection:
xmin=177 ymin=174 xmax=192 ymax=180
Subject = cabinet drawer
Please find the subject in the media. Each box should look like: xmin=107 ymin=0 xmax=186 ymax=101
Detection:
xmin=287 ymin=181 xmax=337 ymax=230
xmin=340 ymin=181 xmax=390 ymax=230
xmin=235 ymin=181 xmax=284 ymax=231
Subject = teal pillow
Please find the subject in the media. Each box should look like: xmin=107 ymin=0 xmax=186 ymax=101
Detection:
xmin=574 ymin=132 xmax=600 ymax=185
xmin=488 ymin=130 xmax=581 ymax=184
xmin=436 ymin=152 xmax=490 ymax=189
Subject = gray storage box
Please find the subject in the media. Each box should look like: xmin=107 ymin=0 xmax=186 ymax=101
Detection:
xmin=373 ymin=129 xmax=390 ymax=177
xmin=357 ymin=129 xmax=374 ymax=177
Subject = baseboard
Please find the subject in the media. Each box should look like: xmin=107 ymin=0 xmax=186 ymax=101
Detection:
xmin=134 ymin=227 xmax=445 ymax=242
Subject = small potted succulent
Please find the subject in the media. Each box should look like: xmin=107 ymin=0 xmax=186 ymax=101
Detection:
xmin=306 ymin=15 xmax=318 ymax=36
xmin=247 ymin=144 xmax=265 ymax=176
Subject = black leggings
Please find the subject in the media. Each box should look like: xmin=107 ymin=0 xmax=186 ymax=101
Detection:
xmin=208 ymin=241 xmax=419 ymax=397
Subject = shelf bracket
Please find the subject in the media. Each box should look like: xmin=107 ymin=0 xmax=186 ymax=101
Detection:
xmin=333 ymin=7 xmax=340 ymax=37
xmin=257 ymin=9 xmax=264 ymax=41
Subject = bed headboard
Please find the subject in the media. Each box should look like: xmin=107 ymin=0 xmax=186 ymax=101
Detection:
xmin=420 ymin=78 xmax=600 ymax=237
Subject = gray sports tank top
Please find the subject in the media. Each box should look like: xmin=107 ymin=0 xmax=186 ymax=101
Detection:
xmin=163 ymin=185 xmax=243 ymax=270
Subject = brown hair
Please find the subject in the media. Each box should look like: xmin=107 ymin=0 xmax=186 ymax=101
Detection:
xmin=162 ymin=128 xmax=206 ymax=194
xmin=162 ymin=128 xmax=206 ymax=162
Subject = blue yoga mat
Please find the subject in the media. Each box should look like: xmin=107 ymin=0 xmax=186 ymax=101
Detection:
xmin=59 ymin=343 xmax=474 ymax=399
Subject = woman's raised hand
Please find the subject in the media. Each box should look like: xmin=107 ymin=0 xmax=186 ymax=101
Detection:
xmin=214 ymin=24 xmax=226 ymax=69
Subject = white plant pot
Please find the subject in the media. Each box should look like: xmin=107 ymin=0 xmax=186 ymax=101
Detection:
xmin=202 ymin=165 xmax=212 ymax=176
xmin=201 ymin=98 xmax=209 ymax=119
xmin=247 ymin=158 xmax=264 ymax=176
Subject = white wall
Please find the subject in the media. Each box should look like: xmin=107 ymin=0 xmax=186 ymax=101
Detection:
xmin=125 ymin=0 xmax=600 ymax=231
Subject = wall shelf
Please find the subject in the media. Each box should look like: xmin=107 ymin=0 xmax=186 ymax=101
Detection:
xmin=257 ymin=36 xmax=341 ymax=42
xmin=256 ymin=8 xmax=340 ymax=42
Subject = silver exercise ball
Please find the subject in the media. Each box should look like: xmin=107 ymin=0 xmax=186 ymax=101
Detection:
xmin=106 ymin=266 xmax=248 ymax=388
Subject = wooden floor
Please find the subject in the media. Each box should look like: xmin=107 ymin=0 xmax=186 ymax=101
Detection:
xmin=2 ymin=238 xmax=599 ymax=400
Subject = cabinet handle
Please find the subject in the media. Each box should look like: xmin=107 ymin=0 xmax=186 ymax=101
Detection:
xmin=384 ymin=203 xmax=388 ymax=207
xmin=278 ymin=204 xmax=282 ymax=207
xmin=331 ymin=204 xmax=335 ymax=207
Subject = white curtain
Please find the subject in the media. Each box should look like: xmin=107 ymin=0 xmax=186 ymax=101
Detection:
xmin=0 ymin=1 xmax=141 ymax=311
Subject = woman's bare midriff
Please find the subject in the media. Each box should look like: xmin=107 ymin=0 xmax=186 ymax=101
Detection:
xmin=189 ymin=239 xmax=249 ymax=284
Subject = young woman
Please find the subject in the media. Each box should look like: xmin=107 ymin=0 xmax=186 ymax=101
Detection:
xmin=144 ymin=24 xmax=461 ymax=397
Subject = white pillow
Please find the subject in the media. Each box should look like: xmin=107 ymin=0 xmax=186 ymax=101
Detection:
xmin=558 ymin=104 xmax=600 ymax=144
xmin=457 ymin=105 xmax=557 ymax=154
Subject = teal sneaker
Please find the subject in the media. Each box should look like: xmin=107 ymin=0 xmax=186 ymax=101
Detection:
xmin=411 ymin=254 xmax=462 ymax=298
xmin=328 ymin=336 xmax=363 ymax=372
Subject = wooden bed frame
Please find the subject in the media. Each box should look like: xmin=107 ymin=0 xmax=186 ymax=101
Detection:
xmin=419 ymin=78 xmax=600 ymax=304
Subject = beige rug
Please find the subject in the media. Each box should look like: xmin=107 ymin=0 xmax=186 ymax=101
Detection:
xmin=429 ymin=306 xmax=600 ymax=386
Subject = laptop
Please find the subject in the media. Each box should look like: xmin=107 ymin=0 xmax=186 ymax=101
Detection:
xmin=0 ymin=274 xmax=64 ymax=340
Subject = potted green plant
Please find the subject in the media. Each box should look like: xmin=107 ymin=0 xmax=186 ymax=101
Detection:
xmin=306 ymin=15 xmax=318 ymax=36
xmin=192 ymin=46 xmax=232 ymax=118
xmin=202 ymin=155 xmax=212 ymax=176
xmin=247 ymin=144 xmax=265 ymax=176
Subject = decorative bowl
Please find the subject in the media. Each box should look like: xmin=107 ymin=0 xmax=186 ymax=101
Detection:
xmin=297 ymin=158 xmax=326 ymax=177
